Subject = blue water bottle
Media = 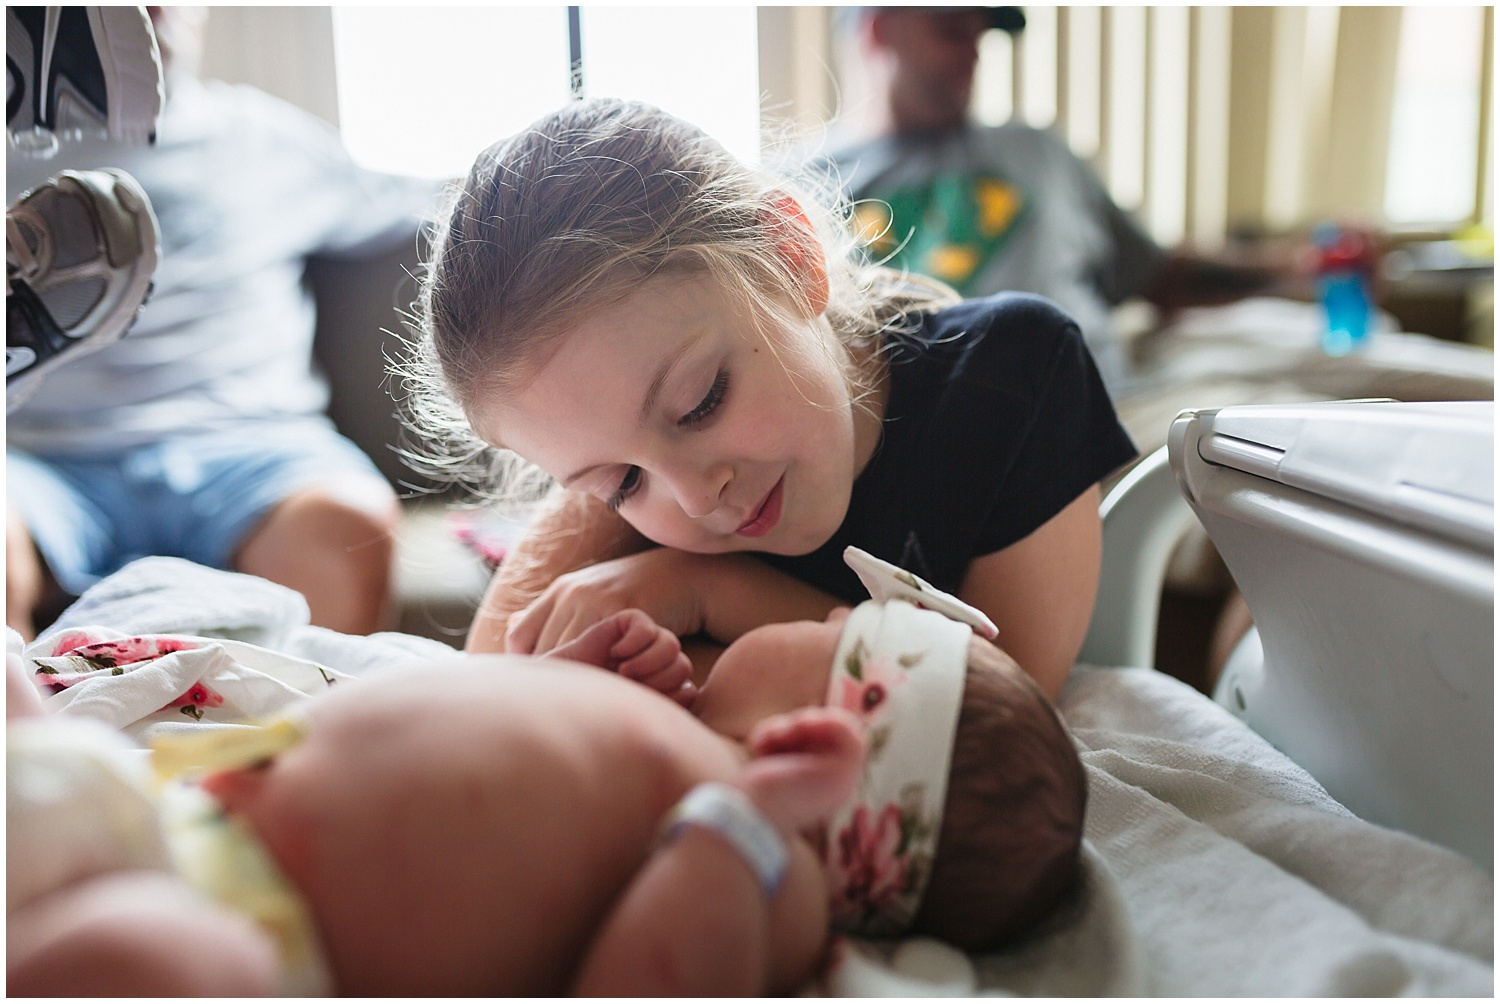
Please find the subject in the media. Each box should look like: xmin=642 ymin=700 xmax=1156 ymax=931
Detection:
xmin=1312 ymin=222 xmax=1374 ymax=356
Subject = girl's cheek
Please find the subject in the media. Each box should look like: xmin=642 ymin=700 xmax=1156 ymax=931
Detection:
xmin=617 ymin=504 xmax=680 ymax=547
xmin=626 ymin=506 xmax=720 ymax=553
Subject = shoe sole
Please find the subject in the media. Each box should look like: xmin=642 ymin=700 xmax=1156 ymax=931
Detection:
xmin=8 ymin=6 xmax=163 ymax=152
xmin=82 ymin=6 xmax=164 ymax=145
xmin=6 ymin=169 xmax=160 ymax=411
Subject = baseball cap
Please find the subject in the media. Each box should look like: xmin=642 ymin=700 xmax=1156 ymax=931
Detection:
xmin=856 ymin=7 xmax=1027 ymax=34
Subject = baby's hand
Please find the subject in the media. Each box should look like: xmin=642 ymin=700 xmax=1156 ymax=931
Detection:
xmin=735 ymin=707 xmax=866 ymax=835
xmin=543 ymin=609 xmax=696 ymax=706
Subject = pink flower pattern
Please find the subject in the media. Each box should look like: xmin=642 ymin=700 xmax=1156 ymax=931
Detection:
xmin=823 ymin=619 xmax=941 ymax=935
xmin=32 ymin=635 xmax=218 ymax=721
xmin=50 ymin=635 xmax=197 ymax=667
xmin=833 ymin=643 xmax=906 ymax=724
xmin=827 ymin=803 xmax=911 ymax=926
xmin=165 ymin=681 xmax=226 ymax=721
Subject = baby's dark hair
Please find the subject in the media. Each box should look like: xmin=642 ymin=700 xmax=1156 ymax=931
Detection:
xmin=911 ymin=637 xmax=1088 ymax=952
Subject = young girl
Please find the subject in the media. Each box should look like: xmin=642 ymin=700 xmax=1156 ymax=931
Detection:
xmin=404 ymin=97 xmax=1136 ymax=699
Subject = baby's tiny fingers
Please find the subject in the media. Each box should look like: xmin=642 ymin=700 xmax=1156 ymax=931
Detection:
xmin=606 ymin=609 xmax=660 ymax=661
xmin=620 ymin=645 xmax=691 ymax=695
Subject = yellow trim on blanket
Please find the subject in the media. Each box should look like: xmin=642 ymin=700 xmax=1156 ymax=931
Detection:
xmin=150 ymin=716 xmax=307 ymax=783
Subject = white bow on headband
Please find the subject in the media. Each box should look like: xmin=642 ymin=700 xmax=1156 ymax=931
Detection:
xmin=843 ymin=545 xmax=998 ymax=640
xmin=822 ymin=547 xmax=979 ymax=936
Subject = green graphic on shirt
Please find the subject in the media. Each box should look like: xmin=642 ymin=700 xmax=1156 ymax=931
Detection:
xmin=852 ymin=173 xmax=1026 ymax=296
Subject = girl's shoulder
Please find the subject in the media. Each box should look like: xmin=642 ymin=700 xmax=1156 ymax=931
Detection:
xmin=893 ymin=292 xmax=1086 ymax=384
xmin=926 ymin=290 xmax=1079 ymax=337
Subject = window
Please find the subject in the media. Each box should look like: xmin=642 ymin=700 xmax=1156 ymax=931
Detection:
xmin=1383 ymin=6 xmax=1487 ymax=226
xmin=331 ymin=6 xmax=761 ymax=180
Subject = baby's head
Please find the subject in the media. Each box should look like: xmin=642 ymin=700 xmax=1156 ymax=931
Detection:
xmin=699 ymin=600 xmax=1087 ymax=952
xmin=915 ymin=633 xmax=1087 ymax=950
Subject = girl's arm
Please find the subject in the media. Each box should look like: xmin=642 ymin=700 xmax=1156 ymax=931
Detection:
xmin=466 ymin=487 xmax=649 ymax=653
xmin=958 ymin=485 xmax=1103 ymax=700
xmin=504 ymin=549 xmax=843 ymax=657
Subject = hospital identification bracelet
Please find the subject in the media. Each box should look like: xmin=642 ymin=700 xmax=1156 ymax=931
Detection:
xmin=659 ymin=782 xmax=789 ymax=898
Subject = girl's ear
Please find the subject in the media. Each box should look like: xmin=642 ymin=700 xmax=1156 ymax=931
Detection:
xmin=765 ymin=193 xmax=830 ymax=317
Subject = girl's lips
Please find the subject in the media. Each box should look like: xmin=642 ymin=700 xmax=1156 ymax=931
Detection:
xmin=736 ymin=476 xmax=785 ymax=538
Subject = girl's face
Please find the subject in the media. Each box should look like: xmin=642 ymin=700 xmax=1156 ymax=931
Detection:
xmin=478 ymin=273 xmax=880 ymax=556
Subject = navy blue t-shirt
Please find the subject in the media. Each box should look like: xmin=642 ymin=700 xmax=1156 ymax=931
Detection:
xmin=764 ymin=292 xmax=1137 ymax=603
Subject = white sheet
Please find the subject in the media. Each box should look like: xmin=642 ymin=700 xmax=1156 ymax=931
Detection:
xmin=16 ymin=556 xmax=1494 ymax=997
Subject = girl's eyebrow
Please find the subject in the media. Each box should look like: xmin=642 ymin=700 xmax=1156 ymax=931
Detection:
xmin=561 ymin=463 xmax=606 ymax=489
xmin=639 ymin=337 xmax=697 ymax=422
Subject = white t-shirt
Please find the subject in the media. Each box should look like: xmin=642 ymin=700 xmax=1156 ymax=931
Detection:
xmin=8 ymin=78 xmax=442 ymax=452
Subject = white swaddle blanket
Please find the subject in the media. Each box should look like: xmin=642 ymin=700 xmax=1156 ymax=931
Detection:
xmin=13 ymin=556 xmax=1493 ymax=997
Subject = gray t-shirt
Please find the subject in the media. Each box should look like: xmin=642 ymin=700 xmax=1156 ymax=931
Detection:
xmin=828 ymin=121 xmax=1166 ymax=393
xmin=8 ymin=78 xmax=441 ymax=452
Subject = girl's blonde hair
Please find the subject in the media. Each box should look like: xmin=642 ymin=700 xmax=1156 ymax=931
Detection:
xmin=399 ymin=97 xmax=956 ymax=507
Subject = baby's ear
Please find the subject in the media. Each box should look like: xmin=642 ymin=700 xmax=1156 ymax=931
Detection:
xmin=763 ymin=192 xmax=829 ymax=317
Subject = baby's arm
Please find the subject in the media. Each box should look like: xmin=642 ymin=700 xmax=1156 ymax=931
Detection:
xmin=467 ymin=487 xmax=650 ymax=653
xmin=572 ymin=707 xmax=864 ymax=996
xmin=7 ymin=869 xmax=277 ymax=996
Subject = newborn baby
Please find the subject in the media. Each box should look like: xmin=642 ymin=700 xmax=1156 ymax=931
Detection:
xmin=8 ymin=551 xmax=1085 ymax=994
xmin=553 ymin=546 xmax=1089 ymax=950
xmin=9 ymin=646 xmax=864 ymax=996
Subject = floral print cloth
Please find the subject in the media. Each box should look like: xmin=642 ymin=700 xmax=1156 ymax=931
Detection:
xmin=823 ymin=597 xmax=970 ymax=937
xmin=18 ymin=626 xmax=349 ymax=747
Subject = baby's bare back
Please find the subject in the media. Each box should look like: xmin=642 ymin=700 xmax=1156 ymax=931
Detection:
xmin=227 ymin=657 xmax=745 ymax=995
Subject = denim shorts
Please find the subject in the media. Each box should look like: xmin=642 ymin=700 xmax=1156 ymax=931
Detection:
xmin=7 ymin=419 xmax=391 ymax=597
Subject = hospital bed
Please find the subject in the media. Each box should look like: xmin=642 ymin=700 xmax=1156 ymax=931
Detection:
xmin=1174 ymin=398 xmax=1493 ymax=873
xmin=1090 ymin=398 xmax=1492 ymax=874
xmin=13 ymin=395 xmax=1492 ymax=996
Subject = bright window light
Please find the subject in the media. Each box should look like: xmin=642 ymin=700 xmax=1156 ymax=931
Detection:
xmin=972 ymin=29 xmax=1013 ymax=127
xmin=1384 ymin=6 xmax=1485 ymax=225
xmin=1104 ymin=6 xmax=1146 ymax=212
xmin=332 ymin=7 xmax=571 ymax=180
xmin=331 ymin=6 xmax=760 ymax=180
xmin=581 ymin=7 xmax=761 ymax=166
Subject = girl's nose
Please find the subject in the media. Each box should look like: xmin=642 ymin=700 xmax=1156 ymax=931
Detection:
xmin=668 ymin=460 xmax=732 ymax=519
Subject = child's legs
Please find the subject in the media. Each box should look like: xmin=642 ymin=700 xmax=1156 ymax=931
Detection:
xmin=6 ymin=500 xmax=50 ymax=642
xmin=5 ymin=448 xmax=125 ymax=635
xmin=7 ymin=869 xmax=278 ymax=996
xmin=234 ymin=479 xmax=400 ymax=635
xmin=9 ymin=422 xmax=401 ymax=635
xmin=216 ymin=420 xmax=401 ymax=634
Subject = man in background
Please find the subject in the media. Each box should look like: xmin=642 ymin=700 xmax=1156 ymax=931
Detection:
xmin=828 ymin=6 xmax=1293 ymax=396
xmin=7 ymin=7 xmax=441 ymax=640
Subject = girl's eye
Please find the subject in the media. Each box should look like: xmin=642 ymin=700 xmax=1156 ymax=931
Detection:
xmin=679 ymin=370 xmax=729 ymax=429
xmin=606 ymin=466 xmax=642 ymax=510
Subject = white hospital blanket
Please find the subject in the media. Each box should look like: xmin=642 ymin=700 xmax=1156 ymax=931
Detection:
xmin=16 ymin=557 xmax=1494 ymax=997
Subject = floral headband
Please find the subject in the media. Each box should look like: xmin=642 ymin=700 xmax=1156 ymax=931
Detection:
xmin=822 ymin=547 xmax=978 ymax=937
